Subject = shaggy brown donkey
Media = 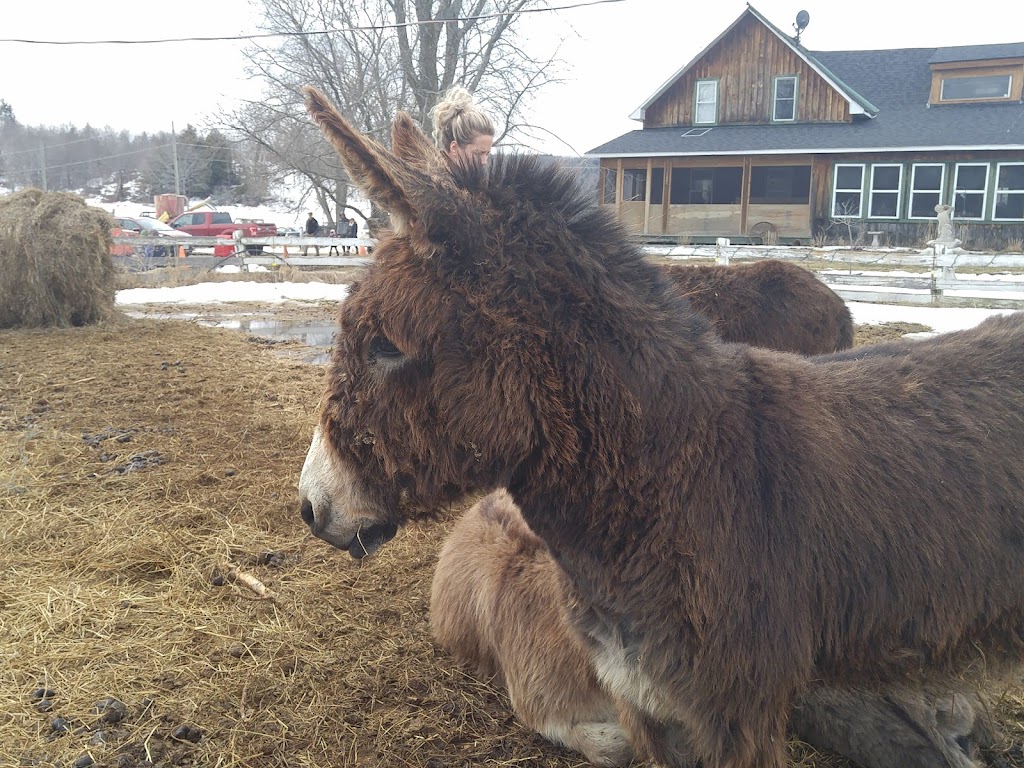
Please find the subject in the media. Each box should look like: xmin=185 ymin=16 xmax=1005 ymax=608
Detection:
xmin=659 ymin=261 xmax=853 ymax=354
xmin=297 ymin=88 xmax=1024 ymax=768
xmin=434 ymin=490 xmax=994 ymax=768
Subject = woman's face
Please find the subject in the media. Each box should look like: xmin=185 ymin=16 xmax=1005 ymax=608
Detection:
xmin=448 ymin=133 xmax=493 ymax=166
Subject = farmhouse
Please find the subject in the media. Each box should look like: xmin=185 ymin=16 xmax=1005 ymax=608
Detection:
xmin=587 ymin=5 xmax=1024 ymax=247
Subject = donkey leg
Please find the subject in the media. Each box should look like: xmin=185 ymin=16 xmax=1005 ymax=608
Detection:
xmin=556 ymin=721 xmax=634 ymax=768
xmin=617 ymin=698 xmax=700 ymax=768
xmin=934 ymin=688 xmax=1000 ymax=763
xmin=791 ymin=685 xmax=984 ymax=768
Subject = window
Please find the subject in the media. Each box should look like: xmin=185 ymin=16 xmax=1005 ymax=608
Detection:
xmin=940 ymin=74 xmax=1012 ymax=101
xmin=772 ymin=76 xmax=797 ymax=121
xmin=869 ymin=164 xmax=903 ymax=219
xmin=212 ymin=212 xmax=232 ymax=224
xmin=994 ymin=163 xmax=1024 ymax=221
xmin=831 ymin=164 xmax=864 ymax=218
xmin=682 ymin=127 xmax=712 ymax=137
xmin=694 ymin=80 xmax=718 ymax=125
xmin=622 ymin=169 xmax=647 ymax=202
xmin=909 ymin=164 xmax=945 ymax=219
xmin=749 ymin=166 xmax=810 ymax=204
xmin=602 ymin=167 xmax=617 ymax=205
xmin=669 ymin=167 xmax=742 ymax=205
xmin=953 ymin=163 xmax=989 ymax=220
xmin=650 ymin=167 xmax=665 ymax=206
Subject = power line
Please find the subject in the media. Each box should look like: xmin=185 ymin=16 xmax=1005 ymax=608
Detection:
xmin=1 ymin=139 xmax=239 ymax=177
xmin=2 ymin=140 xmax=226 ymax=163
xmin=0 ymin=0 xmax=623 ymax=46
xmin=1 ymin=135 xmax=106 ymax=156
xmin=2 ymin=144 xmax=175 ymax=176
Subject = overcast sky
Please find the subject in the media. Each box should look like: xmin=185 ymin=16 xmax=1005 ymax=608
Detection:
xmin=1 ymin=0 xmax=1020 ymax=156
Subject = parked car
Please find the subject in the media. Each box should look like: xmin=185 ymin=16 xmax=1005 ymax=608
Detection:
xmin=113 ymin=215 xmax=192 ymax=257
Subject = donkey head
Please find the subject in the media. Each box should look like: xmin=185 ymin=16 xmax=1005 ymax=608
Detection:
xmin=297 ymin=88 xmax=684 ymax=558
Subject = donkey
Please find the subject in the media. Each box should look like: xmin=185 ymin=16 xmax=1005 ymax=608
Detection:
xmin=659 ymin=261 xmax=853 ymax=354
xmin=434 ymin=489 xmax=993 ymax=768
xmin=297 ymin=87 xmax=1024 ymax=768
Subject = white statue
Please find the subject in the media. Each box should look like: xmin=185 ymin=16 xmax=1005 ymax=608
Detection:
xmin=921 ymin=202 xmax=963 ymax=259
xmin=935 ymin=203 xmax=955 ymax=242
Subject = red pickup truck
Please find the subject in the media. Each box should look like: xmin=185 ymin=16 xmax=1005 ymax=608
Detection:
xmin=169 ymin=210 xmax=277 ymax=237
xmin=168 ymin=211 xmax=277 ymax=254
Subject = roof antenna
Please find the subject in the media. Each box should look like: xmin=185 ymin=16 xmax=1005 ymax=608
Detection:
xmin=793 ymin=10 xmax=810 ymax=44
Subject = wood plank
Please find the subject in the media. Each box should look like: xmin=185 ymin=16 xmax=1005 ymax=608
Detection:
xmin=667 ymin=205 xmax=743 ymax=236
xmin=746 ymin=204 xmax=811 ymax=237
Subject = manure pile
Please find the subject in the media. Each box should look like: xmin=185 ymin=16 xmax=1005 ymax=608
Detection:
xmin=1 ymin=316 xmax=1022 ymax=768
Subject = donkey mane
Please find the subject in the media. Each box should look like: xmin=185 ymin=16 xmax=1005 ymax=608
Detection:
xmin=455 ymin=153 xmax=618 ymax=242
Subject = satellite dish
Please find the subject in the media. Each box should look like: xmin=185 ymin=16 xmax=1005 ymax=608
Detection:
xmin=794 ymin=10 xmax=810 ymax=42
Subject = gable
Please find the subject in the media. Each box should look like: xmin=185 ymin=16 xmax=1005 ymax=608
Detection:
xmin=643 ymin=13 xmax=854 ymax=128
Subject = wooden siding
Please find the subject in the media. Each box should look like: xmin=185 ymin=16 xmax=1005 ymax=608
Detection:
xmin=746 ymin=204 xmax=811 ymax=238
xmin=618 ymin=201 xmax=647 ymax=234
xmin=667 ymin=205 xmax=743 ymax=237
xmin=644 ymin=14 xmax=850 ymax=127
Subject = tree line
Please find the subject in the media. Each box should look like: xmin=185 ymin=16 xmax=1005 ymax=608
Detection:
xmin=0 ymin=100 xmax=246 ymax=202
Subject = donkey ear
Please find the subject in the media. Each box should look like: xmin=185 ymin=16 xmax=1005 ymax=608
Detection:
xmin=305 ymin=86 xmax=481 ymax=249
xmin=304 ymin=86 xmax=420 ymax=225
xmin=391 ymin=112 xmax=448 ymax=176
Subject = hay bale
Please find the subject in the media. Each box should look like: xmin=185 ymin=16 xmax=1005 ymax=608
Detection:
xmin=0 ymin=188 xmax=116 ymax=328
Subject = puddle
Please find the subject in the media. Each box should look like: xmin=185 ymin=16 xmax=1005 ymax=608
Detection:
xmin=220 ymin=318 xmax=336 ymax=364
xmin=124 ymin=311 xmax=335 ymax=364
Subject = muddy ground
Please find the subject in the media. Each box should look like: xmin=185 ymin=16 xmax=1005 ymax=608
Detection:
xmin=2 ymin=292 xmax=1023 ymax=768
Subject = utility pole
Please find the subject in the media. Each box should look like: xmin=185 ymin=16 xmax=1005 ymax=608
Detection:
xmin=39 ymin=141 xmax=47 ymax=191
xmin=171 ymin=121 xmax=181 ymax=196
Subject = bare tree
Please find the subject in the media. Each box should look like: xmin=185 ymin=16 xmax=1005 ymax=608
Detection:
xmin=221 ymin=0 xmax=563 ymax=227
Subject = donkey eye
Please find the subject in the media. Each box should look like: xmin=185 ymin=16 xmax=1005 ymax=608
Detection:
xmin=368 ymin=336 xmax=404 ymax=365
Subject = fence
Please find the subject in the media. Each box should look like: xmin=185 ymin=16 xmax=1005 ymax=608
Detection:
xmin=111 ymin=232 xmax=377 ymax=267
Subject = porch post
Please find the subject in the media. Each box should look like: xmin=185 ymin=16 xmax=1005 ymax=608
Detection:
xmin=740 ymin=157 xmax=752 ymax=236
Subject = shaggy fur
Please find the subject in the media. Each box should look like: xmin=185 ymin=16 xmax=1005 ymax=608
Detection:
xmin=389 ymin=110 xmax=850 ymax=359
xmin=298 ymin=87 xmax=1024 ymax=768
xmin=431 ymin=490 xmax=633 ymax=767
xmin=435 ymin=490 xmax=994 ymax=768
xmin=660 ymin=261 xmax=853 ymax=354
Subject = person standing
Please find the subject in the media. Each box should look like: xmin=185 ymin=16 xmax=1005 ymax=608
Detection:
xmin=303 ymin=212 xmax=320 ymax=257
xmin=429 ymin=86 xmax=495 ymax=168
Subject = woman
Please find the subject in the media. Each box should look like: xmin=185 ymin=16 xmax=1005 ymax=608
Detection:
xmin=430 ymin=86 xmax=495 ymax=166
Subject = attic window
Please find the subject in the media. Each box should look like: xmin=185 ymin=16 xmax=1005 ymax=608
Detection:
xmin=694 ymin=80 xmax=718 ymax=125
xmin=682 ymin=128 xmax=712 ymax=137
xmin=772 ymin=76 xmax=797 ymax=121
xmin=940 ymin=73 xmax=1012 ymax=102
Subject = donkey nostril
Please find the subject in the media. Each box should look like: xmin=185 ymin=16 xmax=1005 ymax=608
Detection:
xmin=300 ymin=498 xmax=315 ymax=528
